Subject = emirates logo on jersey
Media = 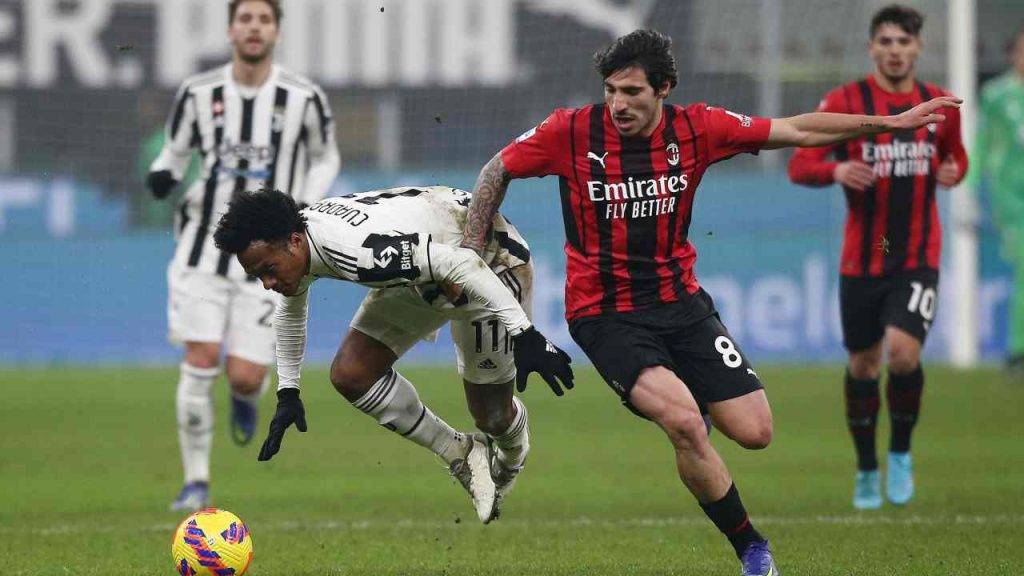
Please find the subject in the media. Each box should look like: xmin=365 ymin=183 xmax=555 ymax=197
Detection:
xmin=666 ymin=142 xmax=680 ymax=166
xmin=861 ymin=137 xmax=937 ymax=179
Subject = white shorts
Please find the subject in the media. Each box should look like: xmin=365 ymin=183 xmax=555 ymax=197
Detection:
xmin=350 ymin=264 xmax=533 ymax=385
xmin=167 ymin=263 xmax=277 ymax=365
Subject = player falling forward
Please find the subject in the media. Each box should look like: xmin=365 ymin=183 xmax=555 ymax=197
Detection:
xmin=460 ymin=29 xmax=960 ymax=575
xmin=788 ymin=5 xmax=967 ymax=509
xmin=213 ymin=187 xmax=574 ymax=523
xmin=147 ymin=0 xmax=340 ymax=511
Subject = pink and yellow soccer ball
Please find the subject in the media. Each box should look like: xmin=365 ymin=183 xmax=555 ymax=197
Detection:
xmin=171 ymin=508 xmax=254 ymax=576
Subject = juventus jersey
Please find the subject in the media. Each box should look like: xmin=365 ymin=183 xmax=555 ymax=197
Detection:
xmin=151 ymin=64 xmax=341 ymax=281
xmin=302 ymin=186 xmax=530 ymax=287
xmin=275 ymin=186 xmax=532 ymax=390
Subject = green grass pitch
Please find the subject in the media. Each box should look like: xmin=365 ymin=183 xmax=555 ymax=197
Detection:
xmin=1 ymin=365 xmax=1021 ymax=575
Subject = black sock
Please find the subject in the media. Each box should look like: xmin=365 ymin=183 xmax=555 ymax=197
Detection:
xmin=887 ymin=366 xmax=923 ymax=453
xmin=700 ymin=483 xmax=765 ymax=557
xmin=845 ymin=369 xmax=880 ymax=471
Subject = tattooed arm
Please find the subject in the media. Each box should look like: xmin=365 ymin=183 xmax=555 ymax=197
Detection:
xmin=765 ymin=96 xmax=961 ymax=149
xmin=460 ymin=152 xmax=513 ymax=255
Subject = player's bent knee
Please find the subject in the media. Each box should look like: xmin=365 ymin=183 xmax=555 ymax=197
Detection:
xmin=848 ymin=355 xmax=881 ymax=380
xmin=736 ymin=423 xmax=773 ymax=450
xmin=329 ymin=361 xmax=381 ymax=401
xmin=659 ymin=409 xmax=710 ymax=451
xmin=887 ymin=347 xmax=920 ymax=375
xmin=472 ymin=411 xmax=513 ymax=436
xmin=185 ymin=343 xmax=221 ymax=370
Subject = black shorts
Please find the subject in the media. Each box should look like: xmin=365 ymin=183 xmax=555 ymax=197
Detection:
xmin=839 ymin=268 xmax=939 ymax=352
xmin=568 ymin=290 xmax=763 ymax=417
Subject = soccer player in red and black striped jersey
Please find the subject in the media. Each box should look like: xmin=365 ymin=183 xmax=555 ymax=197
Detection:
xmin=460 ymin=28 xmax=960 ymax=576
xmin=788 ymin=5 xmax=967 ymax=511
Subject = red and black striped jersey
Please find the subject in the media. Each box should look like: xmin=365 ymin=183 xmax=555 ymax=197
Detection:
xmin=501 ymin=103 xmax=771 ymax=321
xmin=788 ymin=75 xmax=968 ymax=278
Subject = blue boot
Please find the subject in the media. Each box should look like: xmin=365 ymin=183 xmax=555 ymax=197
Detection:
xmin=853 ymin=469 xmax=882 ymax=510
xmin=887 ymin=452 xmax=914 ymax=505
xmin=230 ymin=395 xmax=258 ymax=446
xmin=740 ymin=540 xmax=779 ymax=576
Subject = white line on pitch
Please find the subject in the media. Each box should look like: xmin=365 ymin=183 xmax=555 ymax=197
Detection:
xmin=3 ymin=514 xmax=1022 ymax=536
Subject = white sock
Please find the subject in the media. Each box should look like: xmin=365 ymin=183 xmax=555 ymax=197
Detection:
xmin=176 ymin=363 xmax=219 ymax=484
xmin=488 ymin=396 xmax=529 ymax=469
xmin=353 ymin=369 xmax=468 ymax=465
xmin=232 ymin=373 xmax=270 ymax=407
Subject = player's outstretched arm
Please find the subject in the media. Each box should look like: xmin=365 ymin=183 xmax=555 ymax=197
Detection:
xmin=461 ymin=153 xmax=513 ymax=255
xmin=765 ymin=96 xmax=963 ymax=149
xmin=429 ymin=244 xmax=574 ymax=395
xmin=258 ymin=290 xmax=310 ymax=461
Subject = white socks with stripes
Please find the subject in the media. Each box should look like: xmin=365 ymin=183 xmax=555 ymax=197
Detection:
xmin=353 ymin=369 xmax=468 ymax=465
xmin=176 ymin=363 xmax=219 ymax=484
xmin=488 ymin=396 xmax=529 ymax=470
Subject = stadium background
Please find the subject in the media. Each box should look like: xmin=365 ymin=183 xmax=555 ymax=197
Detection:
xmin=0 ymin=0 xmax=1020 ymax=365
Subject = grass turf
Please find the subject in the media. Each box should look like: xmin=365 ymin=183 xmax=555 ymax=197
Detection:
xmin=0 ymin=365 xmax=1021 ymax=575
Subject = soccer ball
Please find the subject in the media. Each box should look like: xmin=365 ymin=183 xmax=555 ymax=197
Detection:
xmin=171 ymin=508 xmax=253 ymax=576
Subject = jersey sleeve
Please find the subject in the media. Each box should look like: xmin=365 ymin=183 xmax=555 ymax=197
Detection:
xmin=701 ymin=105 xmax=772 ymax=164
xmin=274 ymin=287 xmax=309 ymax=391
xmin=499 ymin=108 xmax=574 ymax=178
xmin=425 ymin=243 xmax=532 ymax=334
xmin=296 ymin=86 xmax=341 ymax=208
xmin=149 ymin=81 xmax=198 ymax=180
xmin=787 ymin=87 xmax=848 ymax=186
xmin=969 ymin=84 xmax=995 ymax=185
xmin=936 ymin=89 xmax=968 ymax=185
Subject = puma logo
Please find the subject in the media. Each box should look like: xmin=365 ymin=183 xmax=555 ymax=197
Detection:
xmin=587 ymin=151 xmax=609 ymax=169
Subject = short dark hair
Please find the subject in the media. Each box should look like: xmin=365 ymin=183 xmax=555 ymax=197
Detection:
xmin=593 ymin=29 xmax=678 ymax=90
xmin=214 ymin=189 xmax=306 ymax=255
xmin=870 ymin=5 xmax=924 ymax=38
xmin=229 ymin=0 xmax=283 ymax=25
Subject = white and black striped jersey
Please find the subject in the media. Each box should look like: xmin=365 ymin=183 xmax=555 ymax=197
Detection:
xmin=302 ymin=186 xmax=530 ymax=288
xmin=151 ymin=64 xmax=340 ymax=280
xmin=275 ymin=186 xmax=533 ymax=390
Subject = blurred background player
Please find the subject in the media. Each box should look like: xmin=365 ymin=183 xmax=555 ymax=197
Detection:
xmin=213 ymin=188 xmax=573 ymax=523
xmin=975 ymin=24 xmax=1024 ymax=374
xmin=146 ymin=0 xmax=340 ymax=511
xmin=461 ymin=28 xmax=960 ymax=576
xmin=788 ymin=5 xmax=967 ymax=509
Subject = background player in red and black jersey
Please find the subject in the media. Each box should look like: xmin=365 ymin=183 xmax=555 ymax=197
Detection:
xmin=460 ymin=29 xmax=960 ymax=576
xmin=788 ymin=5 xmax=968 ymax=511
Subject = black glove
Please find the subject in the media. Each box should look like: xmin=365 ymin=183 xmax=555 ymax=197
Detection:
xmin=512 ymin=326 xmax=575 ymax=396
xmin=257 ymin=388 xmax=307 ymax=461
xmin=146 ymin=170 xmax=178 ymax=199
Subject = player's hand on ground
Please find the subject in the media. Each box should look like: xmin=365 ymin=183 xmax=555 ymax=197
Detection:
xmin=936 ymin=155 xmax=961 ymax=187
xmin=146 ymin=170 xmax=179 ymax=199
xmin=257 ymin=388 xmax=307 ymax=461
xmin=512 ymin=326 xmax=574 ymax=396
xmin=833 ymin=161 xmax=875 ymax=191
xmin=891 ymin=96 xmax=961 ymax=131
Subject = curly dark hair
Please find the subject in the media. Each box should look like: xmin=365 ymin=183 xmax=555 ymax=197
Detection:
xmin=229 ymin=0 xmax=283 ymax=25
xmin=214 ymin=189 xmax=306 ymax=255
xmin=593 ymin=29 xmax=678 ymax=90
xmin=870 ymin=5 xmax=924 ymax=38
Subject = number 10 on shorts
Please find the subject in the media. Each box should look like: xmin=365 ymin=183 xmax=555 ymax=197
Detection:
xmin=907 ymin=281 xmax=936 ymax=321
